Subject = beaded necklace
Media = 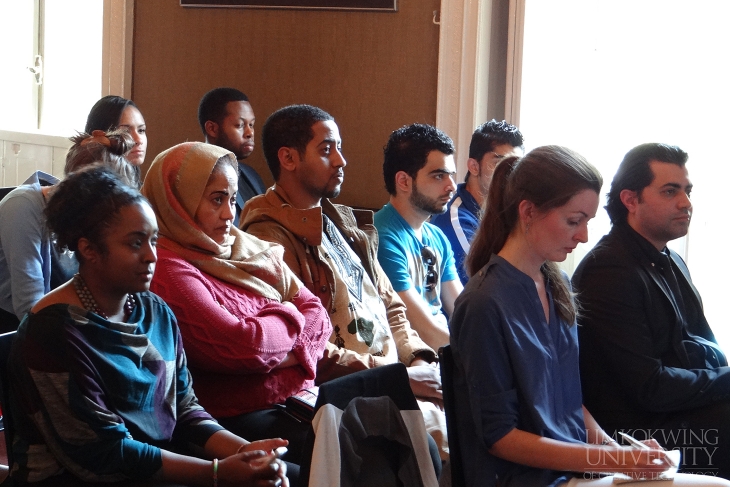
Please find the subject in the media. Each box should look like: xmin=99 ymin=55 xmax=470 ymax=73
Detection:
xmin=73 ymin=273 xmax=136 ymax=320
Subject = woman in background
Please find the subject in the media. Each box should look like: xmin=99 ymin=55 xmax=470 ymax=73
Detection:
xmin=9 ymin=166 xmax=288 ymax=486
xmin=86 ymin=95 xmax=147 ymax=167
xmin=0 ymin=130 xmax=137 ymax=332
xmin=450 ymin=146 xmax=727 ymax=486
xmin=65 ymin=129 xmax=139 ymax=186
xmin=142 ymin=142 xmax=331 ymax=484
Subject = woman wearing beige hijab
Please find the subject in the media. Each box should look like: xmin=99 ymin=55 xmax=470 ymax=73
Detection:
xmin=142 ymin=142 xmax=331 ymax=485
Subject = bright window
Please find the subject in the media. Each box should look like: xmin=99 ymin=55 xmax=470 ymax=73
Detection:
xmin=0 ymin=2 xmax=37 ymax=131
xmin=0 ymin=0 xmax=103 ymax=136
xmin=519 ymin=1 xmax=730 ymax=350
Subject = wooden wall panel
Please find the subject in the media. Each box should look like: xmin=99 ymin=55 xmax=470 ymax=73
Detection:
xmin=132 ymin=0 xmax=441 ymax=209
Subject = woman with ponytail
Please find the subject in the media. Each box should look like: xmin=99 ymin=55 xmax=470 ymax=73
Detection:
xmin=449 ymin=146 xmax=727 ymax=486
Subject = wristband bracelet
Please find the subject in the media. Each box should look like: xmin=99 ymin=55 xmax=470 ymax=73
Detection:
xmin=212 ymin=458 xmax=218 ymax=487
xmin=601 ymin=437 xmax=617 ymax=445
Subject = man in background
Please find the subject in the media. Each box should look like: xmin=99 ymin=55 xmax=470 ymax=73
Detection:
xmin=431 ymin=120 xmax=523 ymax=283
xmin=198 ymin=87 xmax=265 ymax=224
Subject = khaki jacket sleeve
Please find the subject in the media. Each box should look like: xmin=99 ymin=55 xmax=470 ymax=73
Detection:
xmin=245 ymin=222 xmax=311 ymax=290
xmin=246 ymin=219 xmax=397 ymax=382
xmin=315 ymin=341 xmax=392 ymax=384
xmin=375 ymin=260 xmax=437 ymax=365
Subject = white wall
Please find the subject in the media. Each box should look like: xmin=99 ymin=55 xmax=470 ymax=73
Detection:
xmin=0 ymin=131 xmax=69 ymax=187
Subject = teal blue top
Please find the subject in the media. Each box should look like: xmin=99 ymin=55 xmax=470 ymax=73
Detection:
xmin=9 ymin=292 xmax=223 ymax=483
xmin=373 ymin=202 xmax=457 ymax=320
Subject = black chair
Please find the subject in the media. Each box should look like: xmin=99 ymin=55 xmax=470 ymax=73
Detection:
xmin=439 ymin=345 xmax=466 ymax=487
xmin=300 ymin=364 xmax=440 ymax=487
xmin=0 ymin=188 xmax=14 ymax=202
xmin=0 ymin=331 xmax=17 ymax=485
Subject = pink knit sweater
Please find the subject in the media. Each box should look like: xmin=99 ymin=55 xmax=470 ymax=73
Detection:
xmin=151 ymin=248 xmax=332 ymax=417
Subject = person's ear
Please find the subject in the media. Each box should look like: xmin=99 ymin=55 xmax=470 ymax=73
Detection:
xmin=620 ymin=189 xmax=640 ymax=215
xmin=204 ymin=121 xmax=219 ymax=141
xmin=278 ymin=147 xmax=299 ymax=173
xmin=517 ymin=199 xmax=537 ymax=232
xmin=394 ymin=171 xmax=412 ymax=194
xmin=76 ymin=237 xmax=101 ymax=265
xmin=466 ymin=157 xmax=480 ymax=177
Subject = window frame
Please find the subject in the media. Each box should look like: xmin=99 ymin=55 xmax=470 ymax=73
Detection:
xmin=0 ymin=0 xmax=133 ymax=184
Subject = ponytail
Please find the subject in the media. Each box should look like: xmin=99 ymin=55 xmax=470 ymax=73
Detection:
xmin=466 ymin=155 xmax=520 ymax=277
xmin=465 ymin=145 xmax=602 ymax=325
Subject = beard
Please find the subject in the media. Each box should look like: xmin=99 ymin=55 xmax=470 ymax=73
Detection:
xmin=304 ymin=175 xmax=343 ymax=201
xmin=410 ymin=182 xmax=448 ymax=215
xmin=323 ymin=185 xmax=342 ymax=199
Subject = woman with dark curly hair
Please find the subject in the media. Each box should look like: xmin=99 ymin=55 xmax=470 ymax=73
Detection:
xmin=8 ymin=166 xmax=289 ymax=487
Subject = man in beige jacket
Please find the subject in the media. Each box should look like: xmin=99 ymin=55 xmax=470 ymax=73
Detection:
xmin=240 ymin=104 xmax=448 ymax=460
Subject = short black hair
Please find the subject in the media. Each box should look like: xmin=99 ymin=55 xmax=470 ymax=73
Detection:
xmin=465 ymin=120 xmax=524 ymax=182
xmin=606 ymin=143 xmax=688 ymax=224
xmin=261 ymin=105 xmax=334 ymax=181
xmin=45 ymin=166 xmax=146 ymax=264
xmin=198 ymin=87 xmax=249 ymax=136
xmin=468 ymin=119 xmax=524 ymax=161
xmin=85 ymin=95 xmax=137 ymax=133
xmin=382 ymin=123 xmax=455 ymax=195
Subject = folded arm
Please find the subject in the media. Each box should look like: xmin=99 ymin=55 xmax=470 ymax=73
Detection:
xmin=576 ymin=262 xmax=730 ymax=412
xmin=374 ymin=260 xmax=436 ymax=364
xmin=152 ymin=255 xmax=308 ymax=374
xmin=397 ymin=289 xmax=450 ymax=351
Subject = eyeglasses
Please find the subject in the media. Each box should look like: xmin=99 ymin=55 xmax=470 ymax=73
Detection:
xmin=421 ymin=246 xmax=439 ymax=293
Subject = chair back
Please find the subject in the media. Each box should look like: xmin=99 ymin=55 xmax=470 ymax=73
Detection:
xmin=0 ymin=331 xmax=17 ymax=477
xmin=0 ymin=188 xmax=15 ymax=203
xmin=301 ymin=364 xmax=438 ymax=487
xmin=439 ymin=345 xmax=466 ymax=487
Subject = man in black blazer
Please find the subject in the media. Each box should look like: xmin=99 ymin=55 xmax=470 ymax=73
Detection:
xmin=198 ymin=87 xmax=266 ymax=225
xmin=573 ymin=143 xmax=730 ymax=478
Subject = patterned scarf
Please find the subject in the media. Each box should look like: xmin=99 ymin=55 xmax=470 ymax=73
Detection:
xmin=141 ymin=142 xmax=299 ymax=302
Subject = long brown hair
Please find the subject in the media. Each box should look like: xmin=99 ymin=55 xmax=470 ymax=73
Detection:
xmin=65 ymin=129 xmax=138 ymax=187
xmin=466 ymin=145 xmax=602 ymax=324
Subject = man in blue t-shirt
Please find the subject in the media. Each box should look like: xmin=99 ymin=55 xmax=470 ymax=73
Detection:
xmin=430 ymin=120 xmax=523 ymax=284
xmin=374 ymin=124 xmax=463 ymax=350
